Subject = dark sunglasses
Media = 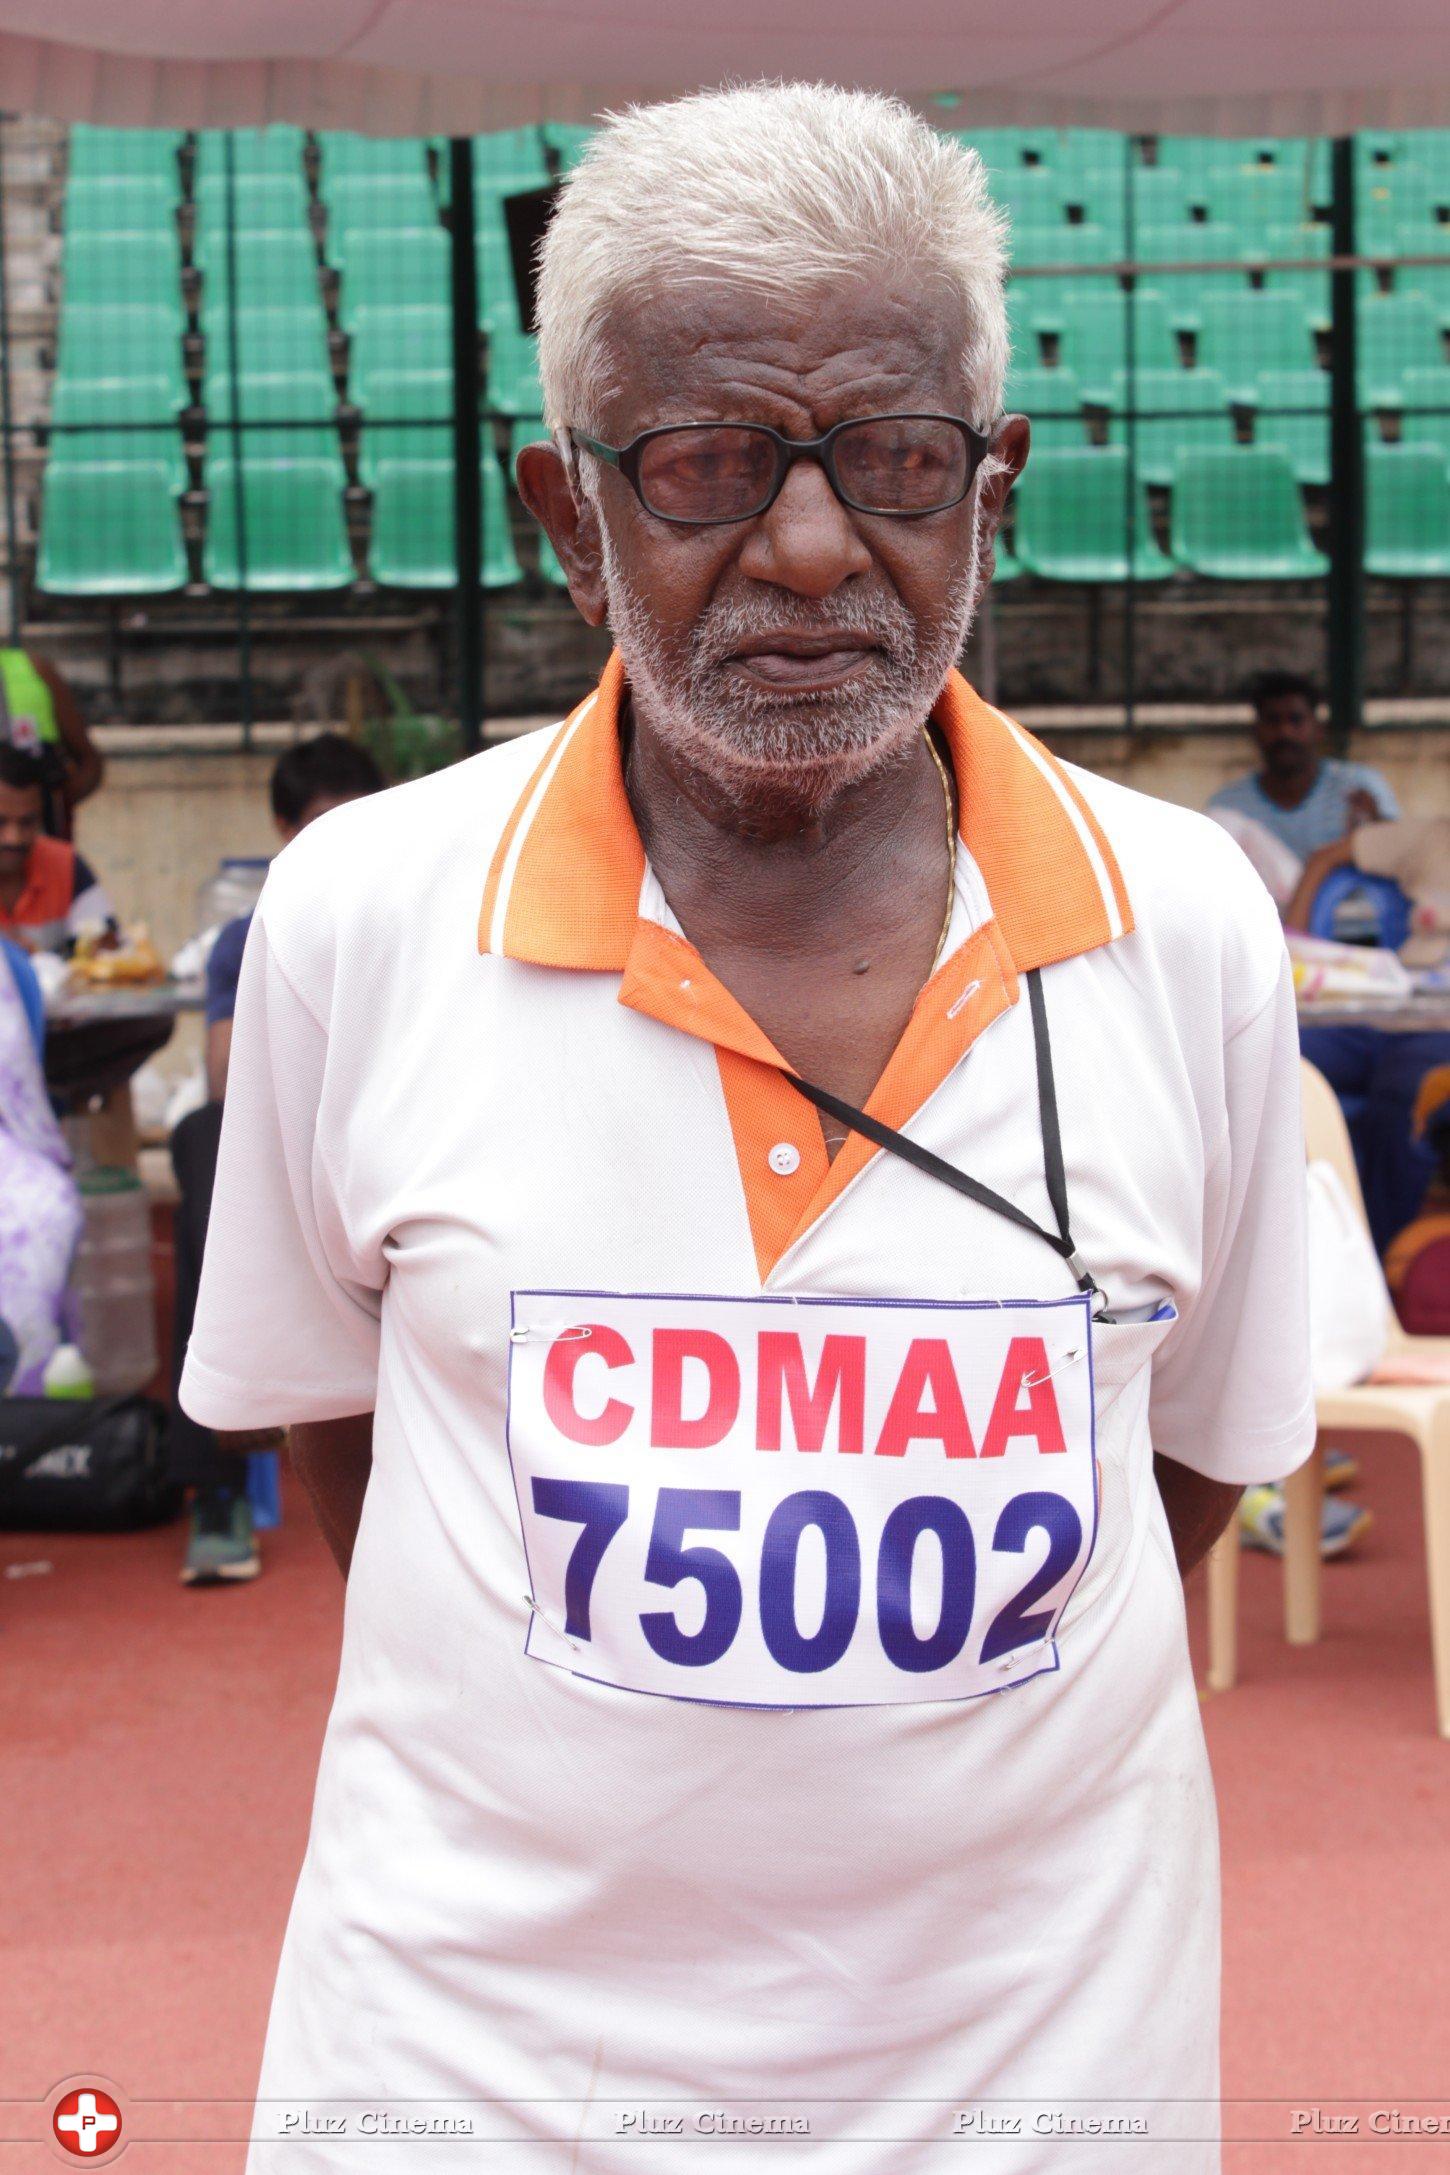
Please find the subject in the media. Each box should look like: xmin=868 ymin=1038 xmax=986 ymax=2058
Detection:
xmin=568 ymin=413 xmax=992 ymax=526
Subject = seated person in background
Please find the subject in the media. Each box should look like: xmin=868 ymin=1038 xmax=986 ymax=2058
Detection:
xmin=1290 ymin=813 xmax=1450 ymax=1257
xmin=0 ymin=931 xmax=84 ymax=1393
xmin=174 ymin=732 xmax=384 ymax=1584
xmin=1384 ymin=1068 xmax=1450 ymax=1335
xmin=0 ymin=644 xmax=105 ymax=840
xmin=204 ymin=733 xmax=385 ymax=1101
xmin=1209 ymin=670 xmax=1399 ymax=859
xmin=0 ymin=744 xmax=114 ymax=947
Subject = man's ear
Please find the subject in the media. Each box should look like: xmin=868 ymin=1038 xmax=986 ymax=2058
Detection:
xmin=516 ymin=441 xmax=608 ymax=626
xmin=973 ymin=413 xmax=1030 ymax=585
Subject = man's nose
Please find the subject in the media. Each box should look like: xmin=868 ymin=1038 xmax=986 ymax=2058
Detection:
xmin=736 ymin=456 xmax=872 ymax=598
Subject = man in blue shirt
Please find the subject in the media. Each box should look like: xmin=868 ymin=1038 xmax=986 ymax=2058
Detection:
xmin=1209 ymin=670 xmax=1399 ymax=860
xmin=174 ymin=734 xmax=383 ymax=1584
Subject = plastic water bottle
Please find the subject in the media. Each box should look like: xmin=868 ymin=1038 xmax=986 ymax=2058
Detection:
xmin=71 ymin=1169 xmax=157 ymax=1396
xmin=43 ymin=1344 xmax=95 ymax=1400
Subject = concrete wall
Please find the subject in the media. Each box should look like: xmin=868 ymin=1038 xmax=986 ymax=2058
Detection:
xmin=81 ymin=716 xmax=1450 ymax=1076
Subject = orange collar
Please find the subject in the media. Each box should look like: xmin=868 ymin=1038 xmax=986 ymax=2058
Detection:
xmin=479 ymin=651 xmax=1132 ymax=978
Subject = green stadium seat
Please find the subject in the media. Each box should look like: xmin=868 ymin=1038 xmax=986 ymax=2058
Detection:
xmin=1006 ymin=277 xmax=1052 ymax=362
xmin=195 ymin=228 xmax=321 ymax=306
xmin=67 ymin=127 xmax=182 ymax=183
xmin=204 ymin=373 xmax=344 ymax=481
xmin=325 ymin=175 xmax=437 ymax=262
xmin=1365 ymin=443 xmax=1450 ymax=576
xmin=1137 ymin=224 xmax=1251 ymax=323
xmin=349 ymin=307 xmax=452 ymax=404
xmin=201 ymin=303 xmax=333 ymax=388
xmin=473 ymin=129 xmax=550 ymax=193
xmin=1169 ymin=447 xmax=1327 ymax=577
xmin=1038 ymin=128 xmax=1124 ymax=179
xmin=1254 ymin=223 xmax=1331 ymax=326
xmin=1201 ymin=166 xmax=1315 ymax=234
xmin=204 ymin=458 xmax=354 ymax=589
xmin=1359 ymin=168 xmax=1450 ymax=248
xmin=366 ymin=457 xmax=523 ymax=587
xmin=1251 ymin=368 xmax=1331 ymax=486
xmin=1390 ymin=223 xmax=1450 ymax=325
xmin=50 ymin=378 xmax=188 ymax=493
xmin=992 ymin=539 xmax=1023 ymax=582
xmin=1358 ymin=293 xmax=1447 ymax=406
xmin=996 ymin=171 xmax=1071 ymax=235
xmin=1107 ymin=367 xmax=1235 ymax=487
xmin=358 ymin=369 xmax=454 ymax=485
xmin=1130 ymin=170 xmax=1198 ymax=226
xmin=1408 ymin=133 xmax=1450 ymax=187
xmin=367 ymin=459 xmax=457 ymax=586
xmin=1193 ymin=292 xmax=1318 ymax=401
xmin=1010 ymin=222 xmax=1114 ymax=279
xmin=542 ymin=123 xmax=595 ymax=173
xmin=64 ymin=178 xmax=176 ymax=234
xmin=1048 ymin=290 xmax=1180 ymax=399
xmin=477 ymin=224 xmax=525 ymax=333
xmin=1003 ymin=365 xmax=1088 ymax=451
xmin=486 ymin=326 xmax=541 ymax=417
xmin=317 ymin=134 xmax=430 ymax=192
xmin=60 ymin=231 xmax=183 ymax=316
xmin=1355 ymin=133 xmax=1406 ymax=174
xmin=194 ymin=128 xmax=306 ymax=183
xmin=37 ymin=460 xmax=187 ymax=594
xmin=956 ymin=130 xmax=1032 ymax=180
xmin=193 ymin=172 xmax=310 ymax=236
xmin=337 ymin=228 xmax=449 ymax=332
xmin=1397 ymin=365 xmax=1450 ymax=460
xmin=1156 ymin=136 xmax=1301 ymax=179
xmin=1012 ymin=447 xmax=1173 ymax=582
xmin=55 ymin=305 xmax=187 ymax=408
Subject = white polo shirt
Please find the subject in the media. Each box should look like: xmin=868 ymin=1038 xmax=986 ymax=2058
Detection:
xmin=184 ymin=659 xmax=1312 ymax=2172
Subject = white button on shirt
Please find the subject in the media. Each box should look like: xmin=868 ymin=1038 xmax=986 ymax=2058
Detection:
xmin=768 ymin=1141 xmax=801 ymax=1175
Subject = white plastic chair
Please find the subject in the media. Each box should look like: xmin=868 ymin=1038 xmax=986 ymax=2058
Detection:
xmin=1205 ymin=1058 xmax=1450 ymax=1738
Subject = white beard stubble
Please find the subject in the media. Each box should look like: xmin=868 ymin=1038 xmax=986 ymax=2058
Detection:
xmin=598 ymin=509 xmax=986 ymax=804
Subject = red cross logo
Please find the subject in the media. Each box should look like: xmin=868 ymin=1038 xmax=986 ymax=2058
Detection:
xmin=52 ymin=2088 xmax=122 ymax=2157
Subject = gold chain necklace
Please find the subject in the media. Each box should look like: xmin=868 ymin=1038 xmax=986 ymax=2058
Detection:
xmin=923 ymin=725 xmax=957 ymax=968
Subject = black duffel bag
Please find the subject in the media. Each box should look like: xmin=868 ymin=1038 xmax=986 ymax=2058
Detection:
xmin=0 ymin=1395 xmax=180 ymax=1529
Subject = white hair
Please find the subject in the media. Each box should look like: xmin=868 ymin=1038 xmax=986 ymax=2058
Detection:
xmin=535 ymin=81 xmax=1010 ymax=439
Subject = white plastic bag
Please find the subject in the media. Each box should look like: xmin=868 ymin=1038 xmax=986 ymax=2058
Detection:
xmin=1305 ymin=1159 xmax=1393 ymax=1392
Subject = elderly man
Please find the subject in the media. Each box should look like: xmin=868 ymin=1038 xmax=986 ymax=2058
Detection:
xmin=184 ymin=85 xmax=1312 ymax=2175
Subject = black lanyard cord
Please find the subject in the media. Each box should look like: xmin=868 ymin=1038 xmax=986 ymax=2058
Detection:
xmin=789 ymin=968 xmax=1106 ymax=1312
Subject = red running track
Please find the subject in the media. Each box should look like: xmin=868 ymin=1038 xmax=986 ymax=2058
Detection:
xmin=3 ymin=1435 xmax=1448 ymax=2172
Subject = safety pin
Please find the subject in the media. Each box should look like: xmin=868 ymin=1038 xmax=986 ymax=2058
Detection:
xmin=1021 ymin=1344 xmax=1086 ymax=1389
xmin=508 ymin=1323 xmax=594 ymax=1346
xmin=523 ymin=1594 xmax=582 ymax=1652
xmin=946 ymin=977 xmax=983 ymax=1020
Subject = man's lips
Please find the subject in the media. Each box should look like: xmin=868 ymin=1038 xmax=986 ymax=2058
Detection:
xmin=725 ymin=632 xmax=882 ymax=688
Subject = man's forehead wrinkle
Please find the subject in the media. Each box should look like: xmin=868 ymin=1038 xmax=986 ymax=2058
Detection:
xmin=611 ymin=328 xmax=959 ymax=438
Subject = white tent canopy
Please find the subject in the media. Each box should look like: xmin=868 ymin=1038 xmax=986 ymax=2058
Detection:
xmin=0 ymin=1 xmax=1448 ymax=139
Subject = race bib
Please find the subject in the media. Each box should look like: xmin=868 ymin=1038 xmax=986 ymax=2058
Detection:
xmin=507 ymin=1290 xmax=1098 ymax=1708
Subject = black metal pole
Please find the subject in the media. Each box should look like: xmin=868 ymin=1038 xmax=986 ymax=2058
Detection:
xmin=1326 ymin=135 xmax=1364 ymax=756
xmin=0 ymin=117 xmax=24 ymax=642
xmin=222 ymin=131 xmax=254 ymax=750
xmin=448 ymin=137 xmax=484 ymax=755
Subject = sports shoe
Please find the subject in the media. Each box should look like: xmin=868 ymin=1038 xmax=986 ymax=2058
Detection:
xmin=181 ymin=1489 xmax=260 ymax=1585
xmin=1238 ymin=1484 xmax=1372 ymax=1559
xmin=1323 ymin=1448 xmax=1360 ymax=1492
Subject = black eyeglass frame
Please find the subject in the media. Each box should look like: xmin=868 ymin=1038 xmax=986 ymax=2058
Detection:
xmin=568 ymin=413 xmax=994 ymax=526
